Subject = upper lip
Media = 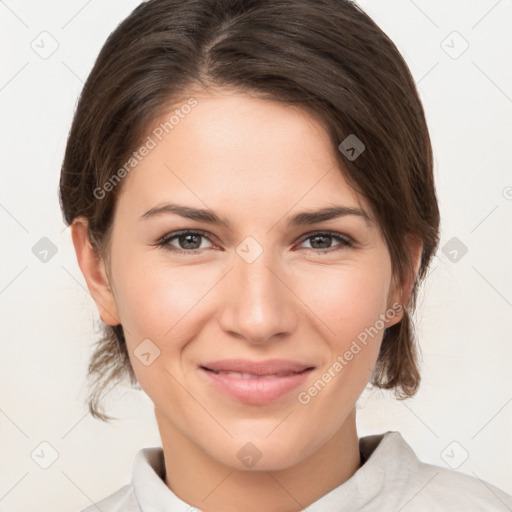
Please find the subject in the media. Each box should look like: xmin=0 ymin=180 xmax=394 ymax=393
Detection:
xmin=201 ymin=359 xmax=315 ymax=376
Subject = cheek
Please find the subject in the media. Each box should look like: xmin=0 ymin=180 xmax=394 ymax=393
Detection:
xmin=295 ymin=265 xmax=391 ymax=408
xmin=294 ymin=260 xmax=392 ymax=342
xmin=109 ymin=254 xmax=210 ymax=394
xmin=111 ymin=251 xmax=215 ymax=342
xmin=294 ymin=260 xmax=392 ymax=399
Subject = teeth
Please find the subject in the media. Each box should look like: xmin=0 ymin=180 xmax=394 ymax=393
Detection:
xmin=211 ymin=370 xmax=299 ymax=379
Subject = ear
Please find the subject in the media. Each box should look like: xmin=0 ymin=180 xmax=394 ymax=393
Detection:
xmin=70 ymin=217 xmax=120 ymax=326
xmin=385 ymin=236 xmax=423 ymax=328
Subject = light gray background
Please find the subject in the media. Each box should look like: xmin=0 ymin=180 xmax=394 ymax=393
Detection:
xmin=1 ymin=1 xmax=511 ymax=511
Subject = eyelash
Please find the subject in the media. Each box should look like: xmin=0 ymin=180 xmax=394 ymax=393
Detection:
xmin=155 ymin=229 xmax=354 ymax=255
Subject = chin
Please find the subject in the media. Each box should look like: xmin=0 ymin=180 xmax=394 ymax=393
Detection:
xmin=210 ymin=436 xmax=314 ymax=473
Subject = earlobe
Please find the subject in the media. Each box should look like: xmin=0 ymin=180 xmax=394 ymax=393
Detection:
xmin=70 ymin=217 xmax=120 ymax=326
xmin=400 ymin=236 xmax=423 ymax=308
xmin=386 ymin=236 xmax=423 ymax=328
xmin=385 ymin=273 xmax=405 ymax=327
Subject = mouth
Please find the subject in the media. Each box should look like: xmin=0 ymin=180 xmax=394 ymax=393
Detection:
xmin=201 ymin=367 xmax=312 ymax=379
xmin=200 ymin=358 xmax=315 ymax=376
xmin=199 ymin=364 xmax=315 ymax=405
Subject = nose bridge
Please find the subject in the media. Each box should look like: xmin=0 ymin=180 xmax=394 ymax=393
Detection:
xmin=239 ymin=247 xmax=279 ymax=303
xmin=219 ymin=240 xmax=297 ymax=342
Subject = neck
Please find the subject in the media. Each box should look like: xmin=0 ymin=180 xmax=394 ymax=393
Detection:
xmin=156 ymin=408 xmax=361 ymax=512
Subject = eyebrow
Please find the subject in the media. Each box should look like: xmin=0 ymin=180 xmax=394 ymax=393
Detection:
xmin=138 ymin=202 xmax=372 ymax=228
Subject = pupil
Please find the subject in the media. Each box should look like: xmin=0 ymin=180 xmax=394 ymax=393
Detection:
xmin=312 ymin=235 xmax=330 ymax=249
xmin=181 ymin=234 xmax=201 ymax=249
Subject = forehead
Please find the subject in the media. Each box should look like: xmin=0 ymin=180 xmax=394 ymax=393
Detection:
xmin=116 ymin=89 xmax=373 ymax=226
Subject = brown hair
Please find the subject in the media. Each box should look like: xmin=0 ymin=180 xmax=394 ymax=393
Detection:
xmin=59 ymin=0 xmax=440 ymax=421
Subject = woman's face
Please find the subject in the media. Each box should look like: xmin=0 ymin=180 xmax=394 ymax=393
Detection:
xmin=101 ymin=88 xmax=404 ymax=470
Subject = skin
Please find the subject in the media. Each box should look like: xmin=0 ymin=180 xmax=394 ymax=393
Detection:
xmin=72 ymin=87 xmax=421 ymax=512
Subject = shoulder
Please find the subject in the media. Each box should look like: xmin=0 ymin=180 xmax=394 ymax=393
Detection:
xmin=77 ymin=483 xmax=139 ymax=512
xmin=374 ymin=431 xmax=512 ymax=511
xmin=407 ymin=459 xmax=512 ymax=511
xmin=75 ymin=446 xmax=165 ymax=512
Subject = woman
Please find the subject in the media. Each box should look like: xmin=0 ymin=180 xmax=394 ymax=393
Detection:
xmin=60 ymin=0 xmax=512 ymax=510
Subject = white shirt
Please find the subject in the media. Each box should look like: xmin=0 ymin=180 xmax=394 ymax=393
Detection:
xmin=78 ymin=431 xmax=512 ymax=511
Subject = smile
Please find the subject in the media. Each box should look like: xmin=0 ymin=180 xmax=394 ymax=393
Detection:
xmin=200 ymin=367 xmax=314 ymax=405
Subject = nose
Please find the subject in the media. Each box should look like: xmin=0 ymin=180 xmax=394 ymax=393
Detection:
xmin=217 ymin=246 xmax=299 ymax=345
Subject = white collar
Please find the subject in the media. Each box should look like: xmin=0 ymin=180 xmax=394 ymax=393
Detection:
xmin=131 ymin=431 xmax=418 ymax=511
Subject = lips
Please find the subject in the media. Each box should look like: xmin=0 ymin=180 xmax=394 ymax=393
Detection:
xmin=199 ymin=360 xmax=315 ymax=405
xmin=201 ymin=358 xmax=314 ymax=377
xmin=205 ymin=370 xmax=302 ymax=379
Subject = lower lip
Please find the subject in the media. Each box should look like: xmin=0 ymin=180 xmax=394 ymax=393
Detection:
xmin=200 ymin=368 xmax=314 ymax=405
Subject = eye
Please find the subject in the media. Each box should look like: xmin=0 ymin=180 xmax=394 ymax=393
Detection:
xmin=297 ymin=231 xmax=353 ymax=254
xmin=156 ymin=230 xmax=215 ymax=254
xmin=156 ymin=229 xmax=353 ymax=256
